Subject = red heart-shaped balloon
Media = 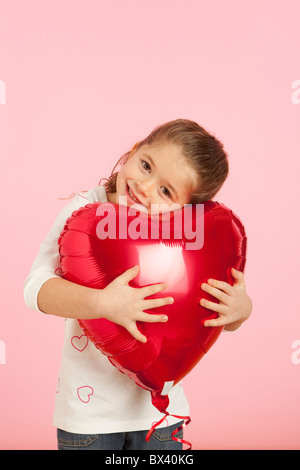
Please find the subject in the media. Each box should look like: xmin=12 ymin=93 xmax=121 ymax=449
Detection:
xmin=58 ymin=201 xmax=246 ymax=416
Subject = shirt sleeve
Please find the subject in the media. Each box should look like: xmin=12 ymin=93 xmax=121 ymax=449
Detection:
xmin=23 ymin=191 xmax=95 ymax=312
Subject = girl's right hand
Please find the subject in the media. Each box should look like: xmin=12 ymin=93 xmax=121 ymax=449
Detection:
xmin=99 ymin=265 xmax=173 ymax=343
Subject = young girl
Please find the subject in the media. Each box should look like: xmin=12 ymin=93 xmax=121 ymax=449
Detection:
xmin=24 ymin=119 xmax=252 ymax=450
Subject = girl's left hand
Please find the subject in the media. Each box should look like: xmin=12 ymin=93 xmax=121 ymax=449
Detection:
xmin=199 ymin=268 xmax=252 ymax=331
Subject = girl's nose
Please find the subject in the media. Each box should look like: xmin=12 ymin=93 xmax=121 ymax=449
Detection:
xmin=135 ymin=179 xmax=155 ymax=197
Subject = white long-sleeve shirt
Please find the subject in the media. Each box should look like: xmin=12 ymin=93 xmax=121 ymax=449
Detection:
xmin=24 ymin=186 xmax=190 ymax=434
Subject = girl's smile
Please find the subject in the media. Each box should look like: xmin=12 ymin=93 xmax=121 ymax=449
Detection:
xmin=127 ymin=184 xmax=143 ymax=205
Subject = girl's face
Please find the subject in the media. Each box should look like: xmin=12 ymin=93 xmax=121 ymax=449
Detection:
xmin=109 ymin=141 xmax=199 ymax=214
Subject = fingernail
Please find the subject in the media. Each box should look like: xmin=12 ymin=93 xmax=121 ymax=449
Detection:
xmin=169 ymin=297 xmax=174 ymax=303
xmin=163 ymin=316 xmax=168 ymax=322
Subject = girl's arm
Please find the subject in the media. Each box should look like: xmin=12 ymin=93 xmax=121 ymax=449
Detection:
xmin=24 ymin=191 xmax=91 ymax=314
xmin=37 ymin=277 xmax=103 ymax=319
xmin=24 ymin=190 xmax=171 ymax=343
xmin=37 ymin=266 xmax=172 ymax=343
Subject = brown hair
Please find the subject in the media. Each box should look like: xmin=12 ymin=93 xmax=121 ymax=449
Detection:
xmin=100 ymin=119 xmax=229 ymax=203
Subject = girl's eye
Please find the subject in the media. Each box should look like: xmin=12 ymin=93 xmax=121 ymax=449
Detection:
xmin=141 ymin=160 xmax=151 ymax=172
xmin=141 ymin=160 xmax=171 ymax=199
xmin=161 ymin=186 xmax=171 ymax=198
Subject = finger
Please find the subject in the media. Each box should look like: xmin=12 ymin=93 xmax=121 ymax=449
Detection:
xmin=203 ymin=317 xmax=228 ymax=328
xmin=120 ymin=265 xmax=140 ymax=283
xmin=231 ymin=267 xmax=244 ymax=284
xmin=207 ymin=278 xmax=234 ymax=294
xmin=200 ymin=283 xmax=227 ymax=303
xmin=199 ymin=298 xmax=226 ymax=314
xmin=141 ymin=282 xmax=168 ymax=298
xmin=126 ymin=323 xmax=147 ymax=343
xmin=139 ymin=312 xmax=169 ymax=323
xmin=143 ymin=296 xmax=174 ymax=310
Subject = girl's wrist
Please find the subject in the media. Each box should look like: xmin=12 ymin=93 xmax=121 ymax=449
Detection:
xmin=87 ymin=287 xmax=108 ymax=320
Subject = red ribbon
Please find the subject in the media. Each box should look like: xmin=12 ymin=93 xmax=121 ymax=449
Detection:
xmin=146 ymin=412 xmax=192 ymax=449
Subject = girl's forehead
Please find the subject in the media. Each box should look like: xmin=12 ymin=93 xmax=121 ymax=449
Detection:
xmin=137 ymin=142 xmax=186 ymax=169
xmin=139 ymin=141 xmax=181 ymax=155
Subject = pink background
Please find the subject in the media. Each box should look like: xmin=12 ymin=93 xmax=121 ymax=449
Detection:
xmin=1 ymin=0 xmax=300 ymax=450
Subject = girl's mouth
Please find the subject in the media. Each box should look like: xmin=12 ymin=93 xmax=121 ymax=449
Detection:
xmin=127 ymin=185 xmax=142 ymax=205
xmin=125 ymin=185 xmax=148 ymax=213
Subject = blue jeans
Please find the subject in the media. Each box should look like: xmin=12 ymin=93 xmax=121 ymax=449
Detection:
xmin=57 ymin=421 xmax=183 ymax=450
